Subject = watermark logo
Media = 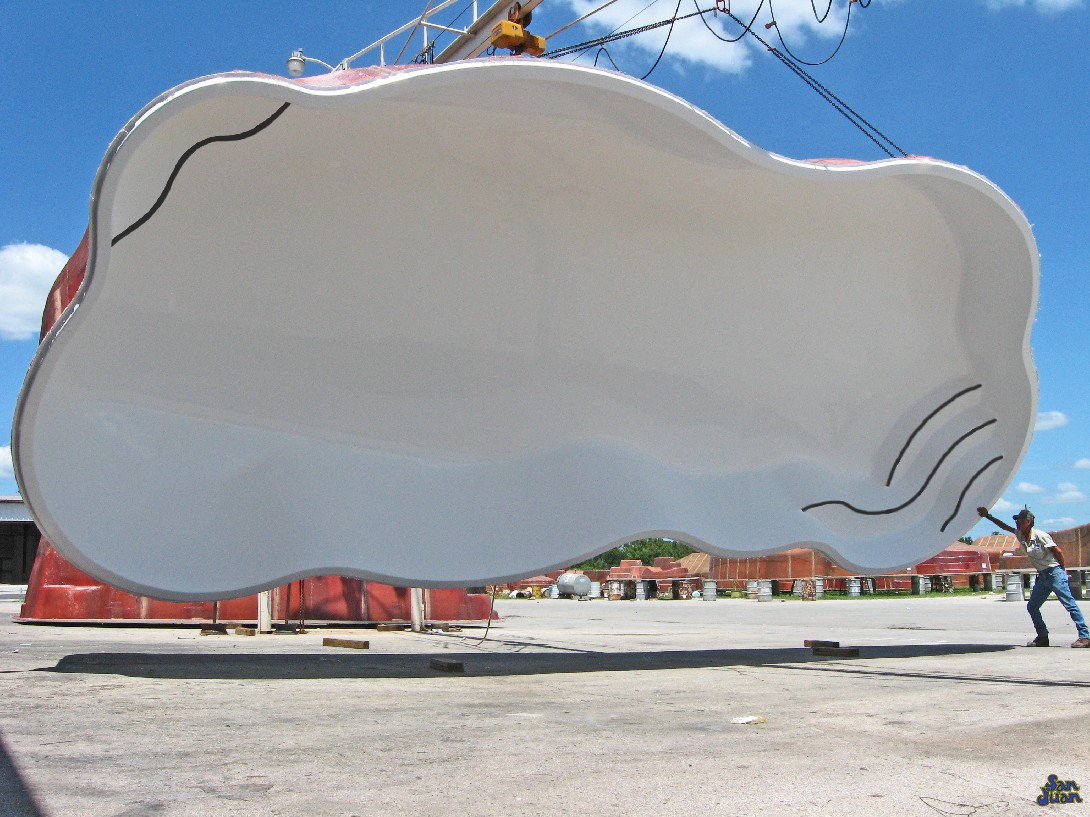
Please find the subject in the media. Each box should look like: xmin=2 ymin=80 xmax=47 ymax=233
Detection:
xmin=1037 ymin=774 xmax=1081 ymax=806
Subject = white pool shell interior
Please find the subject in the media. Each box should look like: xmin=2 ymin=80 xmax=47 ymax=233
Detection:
xmin=12 ymin=59 xmax=1038 ymax=599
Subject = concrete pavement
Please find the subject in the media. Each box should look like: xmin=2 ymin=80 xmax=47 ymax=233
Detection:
xmin=1 ymin=590 xmax=1087 ymax=816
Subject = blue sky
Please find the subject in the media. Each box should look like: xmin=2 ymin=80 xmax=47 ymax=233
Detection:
xmin=1 ymin=0 xmax=1087 ymax=543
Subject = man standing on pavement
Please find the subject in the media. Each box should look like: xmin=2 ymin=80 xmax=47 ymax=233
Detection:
xmin=977 ymin=506 xmax=1090 ymax=648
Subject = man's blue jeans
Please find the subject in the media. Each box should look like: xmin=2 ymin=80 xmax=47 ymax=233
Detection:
xmin=1028 ymin=566 xmax=1090 ymax=640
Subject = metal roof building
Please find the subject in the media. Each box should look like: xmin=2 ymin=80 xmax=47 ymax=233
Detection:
xmin=1 ymin=497 xmax=34 ymax=522
xmin=0 ymin=496 xmax=41 ymax=583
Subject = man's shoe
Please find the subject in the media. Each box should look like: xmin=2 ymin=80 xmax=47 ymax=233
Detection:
xmin=1072 ymin=637 xmax=1090 ymax=648
xmin=1027 ymin=636 xmax=1049 ymax=647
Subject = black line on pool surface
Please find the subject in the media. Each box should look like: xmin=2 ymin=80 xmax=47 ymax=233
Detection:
xmin=112 ymin=101 xmax=292 ymax=246
xmin=941 ymin=454 xmax=1004 ymax=532
xmin=886 ymin=384 xmax=982 ymax=486
xmin=802 ymin=418 xmax=997 ymax=516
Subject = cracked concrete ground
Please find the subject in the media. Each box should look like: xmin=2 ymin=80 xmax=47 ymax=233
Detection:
xmin=1 ymin=591 xmax=1087 ymax=816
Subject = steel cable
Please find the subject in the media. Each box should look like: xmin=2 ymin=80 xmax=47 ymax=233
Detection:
xmin=544 ymin=2 xmax=904 ymax=158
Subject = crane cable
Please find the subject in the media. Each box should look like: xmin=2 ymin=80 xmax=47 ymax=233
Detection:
xmin=767 ymin=46 xmax=905 ymax=157
xmin=544 ymin=5 xmax=706 ymax=60
xmin=545 ymin=1 xmax=905 ymax=158
xmin=718 ymin=3 xmax=906 ymax=157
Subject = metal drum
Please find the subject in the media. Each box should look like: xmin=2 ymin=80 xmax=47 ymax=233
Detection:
xmin=1005 ymin=574 xmax=1024 ymax=602
xmin=702 ymin=579 xmax=717 ymax=601
xmin=556 ymin=572 xmax=592 ymax=598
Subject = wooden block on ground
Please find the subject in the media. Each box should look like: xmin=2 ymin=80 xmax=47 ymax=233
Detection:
xmin=377 ymin=624 xmax=409 ymax=632
xmin=804 ymin=639 xmax=840 ymax=648
xmin=812 ymin=646 xmax=859 ymax=657
xmin=234 ymin=627 xmax=257 ymax=636
xmin=323 ymin=637 xmax=370 ymax=650
xmin=430 ymin=658 xmax=464 ymax=672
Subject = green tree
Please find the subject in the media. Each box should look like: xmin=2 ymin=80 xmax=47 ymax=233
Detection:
xmin=958 ymin=535 xmax=973 ymax=545
xmin=572 ymin=538 xmax=694 ymax=570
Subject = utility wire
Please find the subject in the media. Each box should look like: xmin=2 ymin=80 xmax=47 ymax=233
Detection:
xmin=577 ymin=0 xmax=664 ymax=63
xmin=640 ymin=0 xmax=683 ymax=80
xmin=695 ymin=0 xmax=764 ymax=44
xmin=810 ymin=0 xmax=834 ymax=24
xmin=394 ymin=0 xmax=437 ymax=65
xmin=544 ymin=6 xmax=706 ymax=60
xmin=768 ymin=0 xmax=850 ymax=67
xmin=594 ymin=46 xmax=622 ymax=71
xmin=544 ymin=0 xmax=627 ymax=40
xmin=403 ymin=0 xmax=476 ymax=63
xmin=544 ymin=1 xmax=904 ymax=158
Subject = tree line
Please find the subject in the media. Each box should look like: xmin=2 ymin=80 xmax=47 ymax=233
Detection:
xmin=573 ymin=537 xmax=695 ymax=570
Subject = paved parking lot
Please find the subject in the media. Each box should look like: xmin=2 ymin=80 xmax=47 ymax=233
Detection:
xmin=1 ymin=590 xmax=1087 ymax=816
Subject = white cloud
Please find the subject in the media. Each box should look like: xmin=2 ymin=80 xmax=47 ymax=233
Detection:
xmin=1014 ymin=481 xmax=1045 ymax=494
xmin=1075 ymin=458 xmax=1090 ymax=469
xmin=552 ymin=1 xmax=1085 ymax=78
xmin=1037 ymin=0 xmax=1085 ymax=9
xmin=1038 ymin=0 xmax=1085 ymax=9
xmin=992 ymin=498 xmax=1017 ymax=513
xmin=1045 ymin=482 xmax=1087 ymax=503
xmin=0 ymin=243 xmax=66 ymax=341
xmin=560 ymin=0 xmax=850 ymax=75
xmin=0 ymin=446 xmax=12 ymax=480
xmin=1049 ymin=492 xmax=1085 ymax=503
xmin=983 ymin=0 xmax=1084 ymax=12
xmin=1041 ymin=517 xmax=1076 ymax=528
xmin=1035 ymin=411 xmax=1069 ymax=431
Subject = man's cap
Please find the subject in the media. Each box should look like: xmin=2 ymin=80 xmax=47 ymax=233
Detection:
xmin=1013 ymin=507 xmax=1035 ymax=522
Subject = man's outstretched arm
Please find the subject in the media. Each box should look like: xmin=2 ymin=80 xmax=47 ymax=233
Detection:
xmin=977 ymin=507 xmax=1017 ymax=536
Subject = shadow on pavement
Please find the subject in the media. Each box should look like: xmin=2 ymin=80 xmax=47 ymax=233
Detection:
xmin=43 ymin=643 xmax=1019 ymax=681
xmin=774 ymin=661 xmax=1090 ymax=688
xmin=0 ymin=733 xmax=46 ymax=817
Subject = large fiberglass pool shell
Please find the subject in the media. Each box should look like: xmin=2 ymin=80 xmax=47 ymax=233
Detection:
xmin=12 ymin=58 xmax=1038 ymax=600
